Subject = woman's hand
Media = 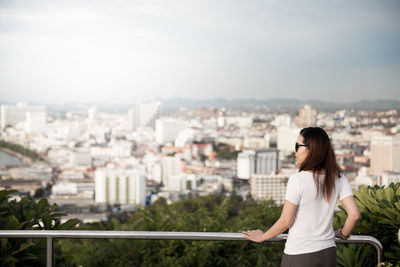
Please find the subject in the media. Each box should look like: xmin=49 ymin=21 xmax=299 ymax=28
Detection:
xmin=241 ymin=230 xmax=265 ymax=243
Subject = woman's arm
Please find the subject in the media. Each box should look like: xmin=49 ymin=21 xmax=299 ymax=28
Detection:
xmin=242 ymin=200 xmax=297 ymax=243
xmin=337 ymin=195 xmax=360 ymax=238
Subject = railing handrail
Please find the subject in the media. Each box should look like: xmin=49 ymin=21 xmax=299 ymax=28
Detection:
xmin=0 ymin=230 xmax=383 ymax=266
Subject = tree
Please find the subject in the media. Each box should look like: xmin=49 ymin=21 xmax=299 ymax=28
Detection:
xmin=0 ymin=190 xmax=79 ymax=267
xmin=57 ymin=194 xmax=284 ymax=266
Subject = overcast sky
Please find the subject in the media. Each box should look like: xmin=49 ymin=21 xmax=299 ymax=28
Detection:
xmin=0 ymin=0 xmax=399 ymax=104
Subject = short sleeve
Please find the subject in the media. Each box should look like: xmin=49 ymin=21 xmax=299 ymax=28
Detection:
xmin=339 ymin=175 xmax=353 ymax=200
xmin=285 ymin=174 xmax=301 ymax=205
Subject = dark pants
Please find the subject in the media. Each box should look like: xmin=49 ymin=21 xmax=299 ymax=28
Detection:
xmin=280 ymin=246 xmax=337 ymax=267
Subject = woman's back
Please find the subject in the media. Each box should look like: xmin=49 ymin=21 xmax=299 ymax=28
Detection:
xmin=284 ymin=171 xmax=353 ymax=255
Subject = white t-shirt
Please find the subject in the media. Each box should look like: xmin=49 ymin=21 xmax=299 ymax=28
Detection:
xmin=284 ymin=171 xmax=353 ymax=255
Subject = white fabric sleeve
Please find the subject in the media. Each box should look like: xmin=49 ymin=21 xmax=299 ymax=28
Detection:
xmin=285 ymin=174 xmax=301 ymax=205
xmin=339 ymin=175 xmax=353 ymax=200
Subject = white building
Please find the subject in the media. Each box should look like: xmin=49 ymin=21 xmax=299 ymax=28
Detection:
xmin=251 ymin=173 xmax=288 ymax=205
xmin=71 ymin=150 xmax=92 ymax=167
xmin=155 ymin=118 xmax=188 ymax=144
xmin=353 ymin=167 xmax=378 ymax=187
xmin=59 ymin=170 xmax=85 ymax=180
xmin=1 ymin=103 xmax=46 ymax=129
xmin=237 ymin=150 xmax=255 ymax=179
xmin=196 ymin=174 xmax=224 ymax=195
xmin=226 ymin=116 xmax=253 ymax=128
xmin=370 ymin=135 xmax=400 ymax=175
xmin=166 ymin=173 xmax=197 ymax=192
xmin=273 ymin=114 xmax=292 ymax=128
xmin=161 ymin=156 xmax=184 ymax=186
xmin=217 ymin=116 xmax=226 ymax=128
xmin=277 ymin=127 xmax=300 ymax=156
xmin=380 ymin=171 xmax=400 ymax=187
xmin=297 ymin=104 xmax=317 ymax=128
xmin=90 ymin=141 xmax=132 ymax=159
xmin=150 ymin=163 xmax=162 ymax=183
xmin=25 ymin=111 xmax=46 ymax=134
xmin=95 ymin=169 xmax=146 ymax=205
xmin=52 ymin=182 xmax=78 ymax=195
xmin=1 ymin=105 xmax=24 ymax=129
xmin=255 ymin=149 xmax=280 ymax=174
xmin=50 ymin=179 xmax=95 ymax=204
xmin=237 ymin=149 xmax=280 ymax=179
xmin=88 ymin=107 xmax=99 ymax=124
xmin=45 ymin=121 xmax=85 ymax=141
xmin=143 ymin=154 xmax=163 ymax=183
xmin=128 ymin=101 xmax=161 ymax=130
xmin=243 ymin=136 xmax=269 ymax=150
xmin=175 ymin=128 xmax=195 ymax=147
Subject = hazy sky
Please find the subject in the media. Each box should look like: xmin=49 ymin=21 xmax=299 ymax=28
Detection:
xmin=0 ymin=0 xmax=399 ymax=104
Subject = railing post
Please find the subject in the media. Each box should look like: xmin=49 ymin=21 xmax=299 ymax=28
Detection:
xmin=377 ymin=246 xmax=381 ymax=265
xmin=46 ymin=236 xmax=53 ymax=267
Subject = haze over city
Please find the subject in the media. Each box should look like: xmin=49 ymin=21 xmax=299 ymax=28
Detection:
xmin=1 ymin=0 xmax=400 ymax=104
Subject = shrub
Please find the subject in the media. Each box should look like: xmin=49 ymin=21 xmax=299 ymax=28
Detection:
xmin=334 ymin=183 xmax=400 ymax=267
xmin=0 ymin=190 xmax=79 ymax=267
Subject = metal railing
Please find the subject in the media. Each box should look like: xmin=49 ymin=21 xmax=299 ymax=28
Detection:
xmin=0 ymin=230 xmax=383 ymax=267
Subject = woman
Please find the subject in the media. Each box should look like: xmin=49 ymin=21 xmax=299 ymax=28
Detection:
xmin=242 ymin=127 xmax=360 ymax=267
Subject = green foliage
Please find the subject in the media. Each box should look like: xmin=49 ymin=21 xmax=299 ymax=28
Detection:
xmin=33 ymin=188 xmax=45 ymax=199
xmin=336 ymin=244 xmax=374 ymax=267
xmin=57 ymin=194 xmax=284 ymax=266
xmin=216 ymin=147 xmax=239 ymax=160
xmin=0 ymin=190 xmax=79 ymax=267
xmin=334 ymin=183 xmax=400 ymax=267
xmin=378 ymin=262 xmax=400 ymax=267
xmin=0 ymin=140 xmax=40 ymax=161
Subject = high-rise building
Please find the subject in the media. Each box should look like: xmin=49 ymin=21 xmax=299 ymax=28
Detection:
xmin=25 ymin=111 xmax=46 ymax=134
xmin=88 ymin=106 xmax=99 ymax=123
xmin=128 ymin=101 xmax=161 ymax=130
xmin=250 ymin=173 xmax=288 ymax=205
xmin=237 ymin=149 xmax=279 ymax=179
xmin=297 ymin=105 xmax=317 ymax=128
xmin=95 ymin=169 xmax=146 ymax=205
xmin=370 ymin=136 xmax=400 ymax=175
xmin=237 ymin=150 xmax=256 ymax=179
xmin=277 ymin=127 xmax=300 ymax=156
xmin=0 ymin=103 xmax=46 ymax=129
xmin=161 ymin=156 xmax=184 ymax=186
xmin=255 ymin=149 xmax=280 ymax=174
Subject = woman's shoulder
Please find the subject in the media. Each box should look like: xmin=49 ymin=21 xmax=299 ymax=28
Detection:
xmin=336 ymin=173 xmax=349 ymax=183
xmin=289 ymin=171 xmax=313 ymax=180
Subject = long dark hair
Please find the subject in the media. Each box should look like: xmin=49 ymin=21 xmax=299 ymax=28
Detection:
xmin=299 ymin=127 xmax=342 ymax=201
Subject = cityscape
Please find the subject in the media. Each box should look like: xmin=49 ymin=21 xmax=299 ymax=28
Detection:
xmin=1 ymin=0 xmax=400 ymax=265
xmin=1 ymin=100 xmax=399 ymax=224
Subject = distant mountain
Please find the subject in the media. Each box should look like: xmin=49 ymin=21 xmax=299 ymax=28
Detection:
xmin=159 ymin=98 xmax=400 ymax=111
xmin=2 ymin=99 xmax=399 ymax=112
xmin=349 ymin=100 xmax=400 ymax=110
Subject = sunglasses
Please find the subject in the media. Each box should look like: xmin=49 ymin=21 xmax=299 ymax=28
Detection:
xmin=295 ymin=142 xmax=307 ymax=152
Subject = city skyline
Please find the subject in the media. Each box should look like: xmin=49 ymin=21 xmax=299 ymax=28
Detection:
xmin=1 ymin=0 xmax=400 ymax=104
